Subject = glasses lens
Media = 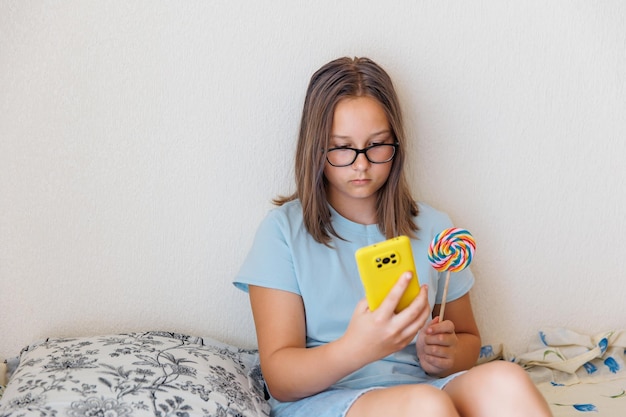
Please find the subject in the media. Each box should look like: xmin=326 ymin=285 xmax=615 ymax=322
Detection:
xmin=326 ymin=148 xmax=356 ymax=167
xmin=366 ymin=144 xmax=396 ymax=163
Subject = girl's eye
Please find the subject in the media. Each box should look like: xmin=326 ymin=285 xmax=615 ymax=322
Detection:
xmin=369 ymin=137 xmax=393 ymax=147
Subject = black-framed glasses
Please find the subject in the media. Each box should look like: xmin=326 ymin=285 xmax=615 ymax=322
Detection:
xmin=325 ymin=143 xmax=398 ymax=167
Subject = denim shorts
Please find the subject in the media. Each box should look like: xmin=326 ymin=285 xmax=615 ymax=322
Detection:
xmin=269 ymin=371 xmax=464 ymax=417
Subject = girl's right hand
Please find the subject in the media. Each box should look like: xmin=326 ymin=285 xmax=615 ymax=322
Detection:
xmin=341 ymin=272 xmax=430 ymax=366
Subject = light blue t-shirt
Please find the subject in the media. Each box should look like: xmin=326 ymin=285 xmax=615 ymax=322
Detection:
xmin=234 ymin=200 xmax=474 ymax=391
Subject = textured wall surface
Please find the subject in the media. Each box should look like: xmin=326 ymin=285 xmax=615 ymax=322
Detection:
xmin=1 ymin=1 xmax=625 ymax=359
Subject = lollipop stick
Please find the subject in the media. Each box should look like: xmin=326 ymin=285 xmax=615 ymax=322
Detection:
xmin=438 ymin=270 xmax=451 ymax=321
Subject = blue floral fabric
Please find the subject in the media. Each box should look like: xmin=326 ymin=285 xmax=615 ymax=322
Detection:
xmin=505 ymin=328 xmax=626 ymax=386
xmin=502 ymin=328 xmax=626 ymax=416
xmin=540 ymin=376 xmax=626 ymax=416
xmin=0 ymin=331 xmax=270 ymax=417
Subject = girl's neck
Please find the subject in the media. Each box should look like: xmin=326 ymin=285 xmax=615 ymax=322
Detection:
xmin=328 ymin=198 xmax=378 ymax=225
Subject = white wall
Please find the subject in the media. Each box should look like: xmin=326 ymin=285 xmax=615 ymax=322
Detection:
xmin=1 ymin=1 xmax=625 ymax=360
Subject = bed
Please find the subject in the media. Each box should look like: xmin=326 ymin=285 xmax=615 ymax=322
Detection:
xmin=539 ymin=379 xmax=626 ymax=416
xmin=1 ymin=328 xmax=625 ymax=416
xmin=480 ymin=327 xmax=626 ymax=416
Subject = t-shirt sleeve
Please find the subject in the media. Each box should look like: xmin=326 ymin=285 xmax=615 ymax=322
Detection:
xmin=233 ymin=209 xmax=301 ymax=295
xmin=434 ymin=265 xmax=474 ymax=304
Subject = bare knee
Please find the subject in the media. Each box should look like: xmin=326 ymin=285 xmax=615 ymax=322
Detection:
xmin=480 ymin=361 xmax=536 ymax=392
xmin=399 ymin=385 xmax=457 ymax=414
xmin=348 ymin=384 xmax=458 ymax=417
xmin=445 ymin=361 xmax=551 ymax=416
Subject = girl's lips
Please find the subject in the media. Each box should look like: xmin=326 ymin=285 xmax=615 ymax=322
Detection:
xmin=350 ymin=179 xmax=371 ymax=186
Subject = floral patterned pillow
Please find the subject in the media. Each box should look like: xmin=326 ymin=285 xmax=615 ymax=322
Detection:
xmin=0 ymin=331 xmax=270 ymax=417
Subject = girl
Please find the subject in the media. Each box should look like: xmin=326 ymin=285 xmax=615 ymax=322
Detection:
xmin=234 ymin=57 xmax=552 ymax=417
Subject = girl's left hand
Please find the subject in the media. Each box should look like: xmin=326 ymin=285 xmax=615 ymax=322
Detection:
xmin=416 ymin=316 xmax=458 ymax=376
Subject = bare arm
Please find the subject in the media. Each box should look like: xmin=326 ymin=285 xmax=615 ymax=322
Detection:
xmin=249 ymin=272 xmax=431 ymax=402
xmin=249 ymin=286 xmax=357 ymax=401
xmin=416 ymin=293 xmax=481 ymax=377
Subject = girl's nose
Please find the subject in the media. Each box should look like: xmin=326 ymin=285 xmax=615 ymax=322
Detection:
xmin=352 ymin=152 xmax=371 ymax=170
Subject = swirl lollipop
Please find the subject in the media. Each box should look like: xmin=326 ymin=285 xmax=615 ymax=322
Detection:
xmin=428 ymin=228 xmax=476 ymax=320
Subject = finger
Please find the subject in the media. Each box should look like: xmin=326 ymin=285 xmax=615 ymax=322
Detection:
xmin=423 ymin=329 xmax=457 ymax=353
xmin=422 ymin=341 xmax=455 ymax=360
xmin=377 ymin=272 xmax=414 ymax=315
xmin=394 ymin=285 xmax=431 ymax=335
xmin=424 ymin=335 xmax=454 ymax=351
xmin=426 ymin=317 xmax=455 ymax=335
xmin=354 ymin=298 xmax=370 ymax=313
xmin=398 ymin=290 xmax=429 ymax=325
xmin=403 ymin=305 xmax=431 ymax=340
xmin=392 ymin=283 xmax=428 ymax=326
xmin=422 ymin=353 xmax=454 ymax=371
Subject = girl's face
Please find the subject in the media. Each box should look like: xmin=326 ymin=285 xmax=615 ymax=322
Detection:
xmin=324 ymin=96 xmax=394 ymax=223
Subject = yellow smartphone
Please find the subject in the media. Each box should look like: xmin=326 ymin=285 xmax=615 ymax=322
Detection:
xmin=355 ymin=236 xmax=420 ymax=312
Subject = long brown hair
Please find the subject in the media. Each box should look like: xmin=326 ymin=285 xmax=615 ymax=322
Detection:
xmin=274 ymin=57 xmax=418 ymax=245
